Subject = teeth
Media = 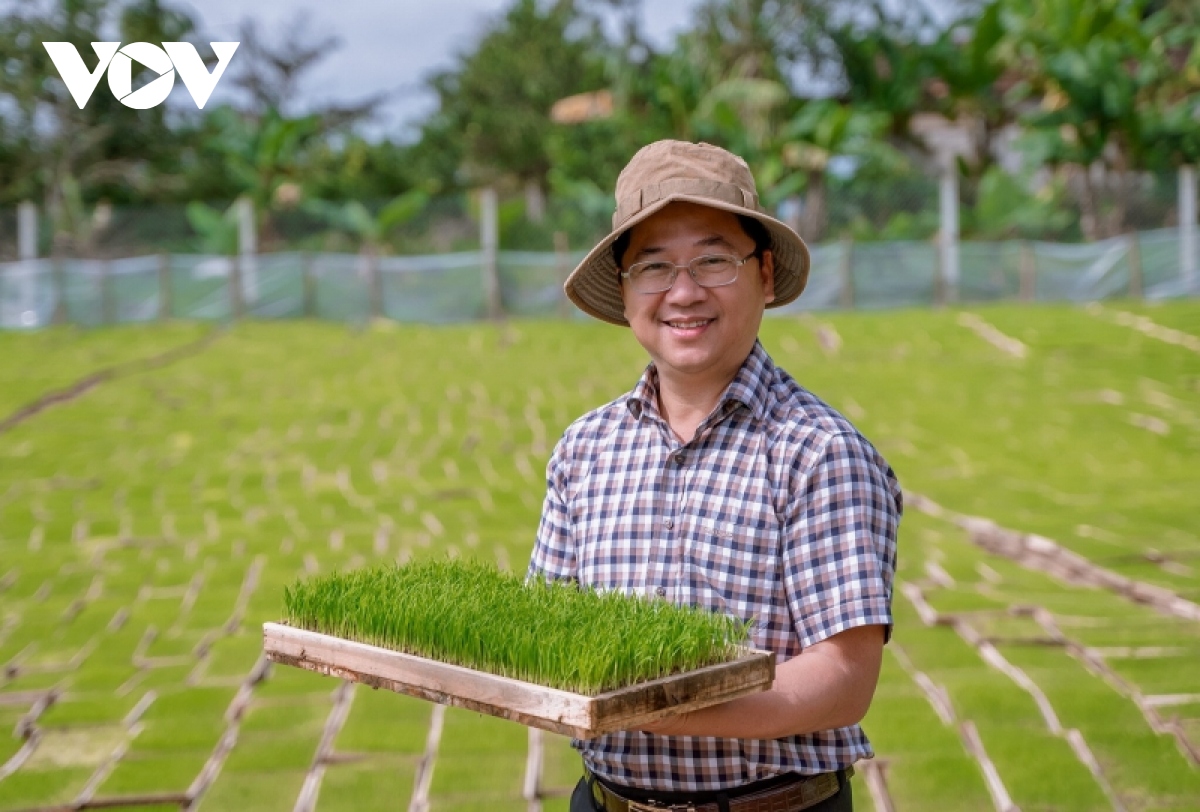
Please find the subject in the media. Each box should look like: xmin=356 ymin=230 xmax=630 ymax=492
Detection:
xmin=668 ymin=319 xmax=710 ymax=328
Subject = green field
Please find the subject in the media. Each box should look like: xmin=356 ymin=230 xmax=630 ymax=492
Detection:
xmin=0 ymin=301 xmax=1197 ymax=811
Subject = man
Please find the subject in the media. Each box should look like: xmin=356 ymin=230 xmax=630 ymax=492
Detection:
xmin=527 ymin=140 xmax=901 ymax=812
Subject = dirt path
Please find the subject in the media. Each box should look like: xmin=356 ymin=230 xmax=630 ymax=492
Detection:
xmin=1088 ymin=305 xmax=1200 ymax=355
xmin=907 ymin=493 xmax=1200 ymax=623
xmin=0 ymin=328 xmax=223 ymax=436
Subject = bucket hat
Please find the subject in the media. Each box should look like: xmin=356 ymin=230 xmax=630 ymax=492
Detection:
xmin=565 ymin=140 xmax=810 ymax=326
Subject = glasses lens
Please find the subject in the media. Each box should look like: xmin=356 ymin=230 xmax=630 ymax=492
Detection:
xmin=627 ymin=262 xmax=676 ymax=293
xmin=625 ymin=255 xmax=743 ymax=293
xmin=690 ymin=255 xmax=739 ymax=287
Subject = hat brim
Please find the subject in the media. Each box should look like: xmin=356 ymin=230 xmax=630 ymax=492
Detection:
xmin=565 ymin=194 xmax=810 ymax=326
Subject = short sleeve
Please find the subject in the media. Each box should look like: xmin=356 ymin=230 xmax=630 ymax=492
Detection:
xmin=526 ymin=437 xmax=577 ymax=583
xmin=782 ymin=431 xmax=900 ymax=648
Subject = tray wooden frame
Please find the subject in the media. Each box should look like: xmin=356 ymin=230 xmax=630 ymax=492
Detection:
xmin=263 ymin=622 xmax=775 ymax=738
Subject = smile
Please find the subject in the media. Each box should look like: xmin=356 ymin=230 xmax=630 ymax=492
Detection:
xmin=664 ymin=319 xmax=713 ymax=329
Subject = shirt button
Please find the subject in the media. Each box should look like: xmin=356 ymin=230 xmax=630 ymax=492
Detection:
xmin=672 ymin=454 xmax=685 ymax=466
xmin=655 ymin=586 xmax=667 ymax=597
xmin=663 ymin=518 xmax=674 ymax=529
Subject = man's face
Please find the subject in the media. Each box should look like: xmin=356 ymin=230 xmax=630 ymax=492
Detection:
xmin=620 ymin=201 xmax=775 ymax=388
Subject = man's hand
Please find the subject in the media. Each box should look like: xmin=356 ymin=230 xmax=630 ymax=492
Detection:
xmin=637 ymin=624 xmax=885 ymax=739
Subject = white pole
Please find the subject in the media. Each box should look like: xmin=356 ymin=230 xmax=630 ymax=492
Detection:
xmin=236 ymin=197 xmax=258 ymax=305
xmin=17 ymin=201 xmax=36 ymax=261
xmin=480 ymin=187 xmax=502 ymax=319
xmin=12 ymin=201 xmax=39 ymax=327
xmin=939 ymin=158 xmax=960 ymax=304
xmin=1180 ymin=165 xmax=1197 ymax=291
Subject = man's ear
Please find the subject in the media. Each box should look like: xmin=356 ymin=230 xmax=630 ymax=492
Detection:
xmin=760 ymin=250 xmax=776 ymax=303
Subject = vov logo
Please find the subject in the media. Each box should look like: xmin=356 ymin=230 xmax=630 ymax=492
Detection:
xmin=42 ymin=42 xmax=239 ymax=110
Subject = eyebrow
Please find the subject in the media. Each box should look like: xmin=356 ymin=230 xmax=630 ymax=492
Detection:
xmin=632 ymin=235 xmax=734 ymax=261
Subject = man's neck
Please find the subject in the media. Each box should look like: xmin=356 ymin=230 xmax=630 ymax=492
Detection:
xmin=655 ymin=368 xmax=733 ymax=444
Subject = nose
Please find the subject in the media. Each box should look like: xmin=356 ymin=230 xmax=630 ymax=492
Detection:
xmin=663 ymin=265 xmax=707 ymax=306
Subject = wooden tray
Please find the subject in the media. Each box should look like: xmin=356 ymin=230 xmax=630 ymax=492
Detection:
xmin=263 ymin=622 xmax=774 ymax=738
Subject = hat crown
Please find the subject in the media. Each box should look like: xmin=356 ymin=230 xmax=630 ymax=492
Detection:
xmin=565 ymin=139 xmax=810 ymax=326
xmin=613 ymin=141 xmax=760 ymax=229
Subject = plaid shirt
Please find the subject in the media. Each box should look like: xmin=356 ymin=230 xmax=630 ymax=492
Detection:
xmin=527 ymin=341 xmax=901 ymax=792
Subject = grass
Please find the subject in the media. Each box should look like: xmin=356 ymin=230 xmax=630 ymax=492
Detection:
xmin=283 ymin=559 xmax=752 ymax=695
xmin=0 ymin=300 xmax=1196 ymax=810
xmin=0 ymin=322 xmax=207 ymax=416
xmin=332 ymin=691 xmax=430 ymax=754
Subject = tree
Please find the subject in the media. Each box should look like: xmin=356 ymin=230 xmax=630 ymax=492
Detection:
xmin=688 ymin=0 xmax=799 ymax=86
xmin=418 ymin=0 xmax=607 ymax=204
xmin=696 ymin=77 xmax=793 ymax=161
xmin=804 ymin=0 xmax=949 ymax=143
xmin=305 ymin=189 xmax=431 ymax=255
xmin=178 ymin=9 xmax=401 ymax=216
xmin=996 ymin=0 xmax=1153 ymax=239
xmin=120 ymin=0 xmax=195 ymax=45
xmin=228 ymin=13 xmax=383 ymax=128
xmin=928 ymin=1 xmax=1013 ymax=176
xmin=302 ymin=136 xmax=424 ymax=203
xmin=185 ymin=105 xmax=324 ymax=247
xmin=1131 ymin=2 xmax=1200 ymax=171
xmin=560 ymin=19 xmax=711 ymax=190
xmin=0 ymin=0 xmax=206 ymax=248
xmin=777 ymin=100 xmax=894 ymax=242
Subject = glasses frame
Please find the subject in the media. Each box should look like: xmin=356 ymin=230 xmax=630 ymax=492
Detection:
xmin=619 ymin=251 xmax=758 ymax=295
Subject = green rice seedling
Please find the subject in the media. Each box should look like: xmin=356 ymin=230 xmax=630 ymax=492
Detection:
xmin=282 ymin=559 xmax=752 ymax=695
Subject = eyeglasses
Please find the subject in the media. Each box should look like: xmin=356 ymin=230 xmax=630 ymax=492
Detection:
xmin=619 ymin=252 xmax=756 ymax=295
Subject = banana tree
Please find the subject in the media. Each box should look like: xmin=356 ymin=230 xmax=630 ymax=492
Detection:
xmin=696 ymin=77 xmax=791 ymax=158
xmin=775 ymin=100 xmax=895 ymax=243
xmin=200 ymin=106 xmax=323 ymax=246
xmin=821 ymin=2 xmax=945 ymax=144
xmin=304 ymin=188 xmax=431 ymax=255
xmin=928 ymin=1 xmax=1012 ymax=176
xmin=184 ymin=199 xmax=239 ymax=255
xmin=1131 ymin=3 xmax=1200 ymax=170
xmin=49 ymin=174 xmax=113 ymax=256
xmin=995 ymin=0 xmax=1152 ymax=239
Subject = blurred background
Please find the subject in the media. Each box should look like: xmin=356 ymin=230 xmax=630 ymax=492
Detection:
xmin=0 ymin=2 xmax=1198 ymax=811
xmin=2 ymin=0 xmax=1199 ymax=329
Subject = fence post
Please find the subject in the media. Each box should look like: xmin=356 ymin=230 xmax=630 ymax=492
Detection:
xmin=368 ymin=251 xmax=383 ymax=320
xmin=50 ymin=255 xmax=67 ymax=325
xmin=18 ymin=201 xmax=36 ymax=260
xmin=1126 ymin=233 xmax=1143 ymax=300
xmin=480 ymin=187 xmax=503 ymax=319
xmin=16 ymin=201 xmax=38 ymax=326
xmin=1180 ymin=165 xmax=1197 ymax=292
xmin=554 ymin=231 xmax=570 ymax=319
xmin=158 ymin=253 xmax=171 ymax=321
xmin=236 ymin=197 xmax=257 ymax=311
xmin=101 ymin=259 xmax=114 ymax=325
xmin=932 ymin=244 xmax=945 ymax=306
xmin=938 ymin=160 xmax=960 ymax=304
xmin=229 ymin=254 xmax=243 ymax=320
xmin=302 ymin=252 xmax=316 ymax=318
xmin=1018 ymin=241 xmax=1036 ymax=302
xmin=838 ymin=237 xmax=854 ymax=309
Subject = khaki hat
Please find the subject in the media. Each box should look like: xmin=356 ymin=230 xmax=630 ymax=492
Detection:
xmin=565 ymin=140 xmax=810 ymax=326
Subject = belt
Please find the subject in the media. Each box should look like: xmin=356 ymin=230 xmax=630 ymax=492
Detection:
xmin=588 ymin=768 xmax=850 ymax=812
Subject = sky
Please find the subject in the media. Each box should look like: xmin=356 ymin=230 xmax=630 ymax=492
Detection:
xmin=172 ymin=0 xmax=708 ymax=138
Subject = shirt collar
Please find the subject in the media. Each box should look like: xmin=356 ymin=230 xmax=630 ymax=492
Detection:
xmin=625 ymin=340 xmax=774 ymax=424
xmin=724 ymin=340 xmax=773 ymax=422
